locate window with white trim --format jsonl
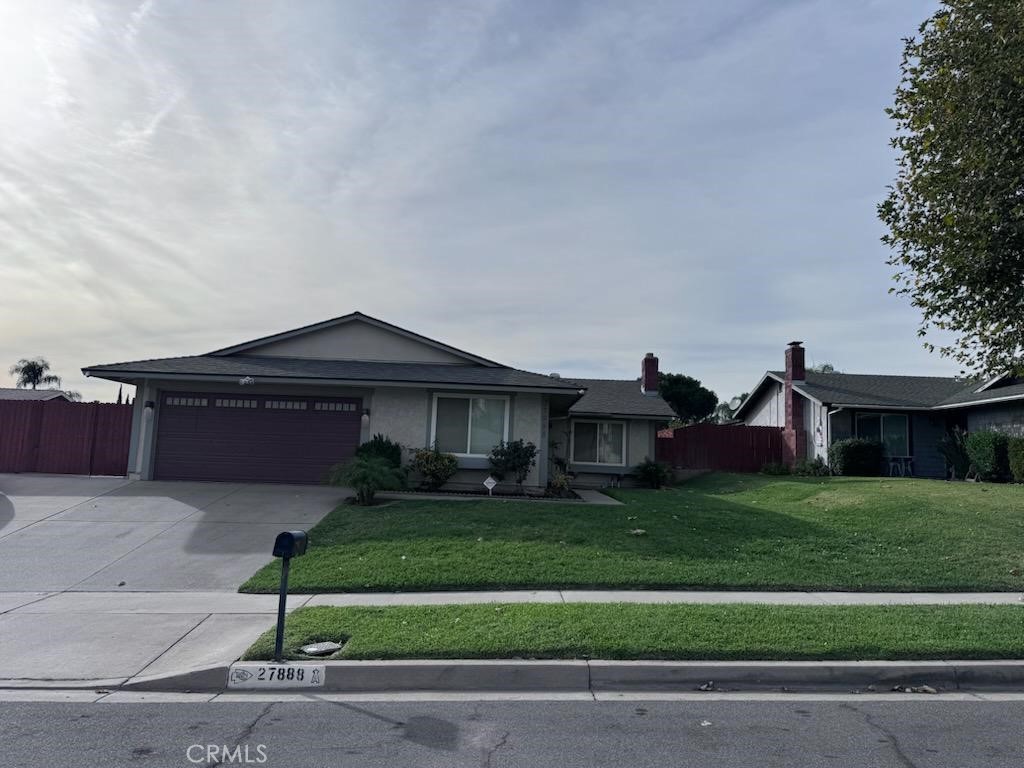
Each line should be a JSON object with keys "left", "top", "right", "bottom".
{"left": 571, "top": 420, "right": 626, "bottom": 465}
{"left": 430, "top": 395, "right": 509, "bottom": 456}
{"left": 855, "top": 412, "right": 909, "bottom": 457}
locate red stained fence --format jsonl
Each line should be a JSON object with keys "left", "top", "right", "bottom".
{"left": 0, "top": 401, "right": 132, "bottom": 476}
{"left": 656, "top": 423, "right": 785, "bottom": 473}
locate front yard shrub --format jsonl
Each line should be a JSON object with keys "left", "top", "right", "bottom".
{"left": 409, "top": 446, "right": 459, "bottom": 490}
{"left": 828, "top": 438, "right": 883, "bottom": 476}
{"left": 966, "top": 430, "right": 1010, "bottom": 482}
{"left": 1008, "top": 437, "right": 1024, "bottom": 483}
{"left": 355, "top": 433, "right": 403, "bottom": 468}
{"left": 792, "top": 456, "right": 830, "bottom": 477}
{"left": 547, "top": 469, "right": 573, "bottom": 498}
{"left": 633, "top": 458, "right": 671, "bottom": 488}
{"left": 937, "top": 426, "right": 971, "bottom": 479}
{"left": 761, "top": 461, "right": 790, "bottom": 475}
{"left": 488, "top": 439, "right": 538, "bottom": 491}
{"left": 327, "top": 455, "right": 405, "bottom": 505}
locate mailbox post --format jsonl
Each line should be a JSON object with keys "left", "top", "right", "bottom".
{"left": 271, "top": 530, "right": 308, "bottom": 663}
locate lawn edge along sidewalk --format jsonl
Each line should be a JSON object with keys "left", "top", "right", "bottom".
{"left": 116, "top": 659, "right": 1024, "bottom": 694}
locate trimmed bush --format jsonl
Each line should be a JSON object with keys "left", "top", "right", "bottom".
{"left": 1008, "top": 437, "right": 1024, "bottom": 483}
{"left": 937, "top": 426, "right": 971, "bottom": 480}
{"left": 761, "top": 461, "right": 790, "bottom": 476}
{"left": 793, "top": 456, "right": 830, "bottom": 477}
{"left": 355, "top": 433, "right": 403, "bottom": 468}
{"left": 409, "top": 446, "right": 459, "bottom": 490}
{"left": 488, "top": 439, "right": 538, "bottom": 491}
{"left": 327, "top": 455, "right": 405, "bottom": 505}
{"left": 828, "top": 438, "right": 884, "bottom": 477}
{"left": 966, "top": 430, "right": 1010, "bottom": 482}
{"left": 633, "top": 458, "right": 671, "bottom": 489}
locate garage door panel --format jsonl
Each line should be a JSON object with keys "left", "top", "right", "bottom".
{"left": 154, "top": 393, "right": 362, "bottom": 483}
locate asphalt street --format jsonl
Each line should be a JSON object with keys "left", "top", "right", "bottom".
{"left": 2, "top": 696, "right": 1023, "bottom": 767}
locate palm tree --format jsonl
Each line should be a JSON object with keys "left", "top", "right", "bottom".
{"left": 9, "top": 358, "right": 62, "bottom": 390}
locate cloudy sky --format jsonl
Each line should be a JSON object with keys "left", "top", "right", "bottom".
{"left": 1, "top": 0, "right": 947, "bottom": 403}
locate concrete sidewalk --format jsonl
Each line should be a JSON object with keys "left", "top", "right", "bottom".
{"left": 305, "top": 589, "right": 1024, "bottom": 607}
{"left": 2, "top": 589, "right": 1021, "bottom": 690}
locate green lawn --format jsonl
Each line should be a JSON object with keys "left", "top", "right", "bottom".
{"left": 242, "top": 603, "right": 1024, "bottom": 661}
{"left": 239, "top": 474, "right": 1024, "bottom": 593}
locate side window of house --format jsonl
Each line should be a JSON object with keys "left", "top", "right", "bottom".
{"left": 571, "top": 421, "right": 625, "bottom": 465}
{"left": 856, "top": 413, "right": 909, "bottom": 457}
{"left": 432, "top": 396, "right": 508, "bottom": 456}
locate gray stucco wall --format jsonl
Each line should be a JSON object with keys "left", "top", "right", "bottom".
{"left": 967, "top": 403, "right": 1024, "bottom": 438}
{"left": 368, "top": 387, "right": 431, "bottom": 451}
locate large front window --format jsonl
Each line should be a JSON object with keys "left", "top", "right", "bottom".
{"left": 571, "top": 420, "right": 625, "bottom": 465}
{"left": 855, "top": 413, "right": 909, "bottom": 457}
{"left": 431, "top": 395, "right": 509, "bottom": 456}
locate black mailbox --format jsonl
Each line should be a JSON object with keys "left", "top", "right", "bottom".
{"left": 273, "top": 530, "right": 308, "bottom": 559}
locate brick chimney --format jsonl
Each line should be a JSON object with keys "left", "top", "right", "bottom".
{"left": 783, "top": 341, "right": 807, "bottom": 464}
{"left": 641, "top": 353, "right": 659, "bottom": 395}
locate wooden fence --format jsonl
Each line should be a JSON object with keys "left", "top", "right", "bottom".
{"left": 656, "top": 423, "right": 785, "bottom": 473}
{"left": 0, "top": 400, "right": 133, "bottom": 476}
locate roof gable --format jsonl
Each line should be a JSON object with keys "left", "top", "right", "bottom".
{"left": 208, "top": 312, "right": 501, "bottom": 367}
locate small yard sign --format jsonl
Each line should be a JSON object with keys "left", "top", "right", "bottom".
{"left": 483, "top": 476, "right": 497, "bottom": 496}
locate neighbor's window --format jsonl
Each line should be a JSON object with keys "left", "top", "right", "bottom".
{"left": 431, "top": 395, "right": 508, "bottom": 456}
{"left": 571, "top": 421, "right": 625, "bottom": 465}
{"left": 856, "top": 413, "right": 909, "bottom": 457}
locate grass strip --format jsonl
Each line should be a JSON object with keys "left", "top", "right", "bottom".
{"left": 241, "top": 603, "right": 1024, "bottom": 661}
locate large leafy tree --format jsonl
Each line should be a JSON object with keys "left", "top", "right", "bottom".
{"left": 658, "top": 372, "right": 718, "bottom": 423}
{"left": 9, "top": 358, "right": 62, "bottom": 389}
{"left": 879, "top": 0, "right": 1024, "bottom": 376}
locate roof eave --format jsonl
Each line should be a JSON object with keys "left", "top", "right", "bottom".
{"left": 82, "top": 368, "right": 579, "bottom": 395}
{"left": 932, "top": 392, "right": 1024, "bottom": 410}
{"left": 567, "top": 410, "right": 674, "bottom": 420}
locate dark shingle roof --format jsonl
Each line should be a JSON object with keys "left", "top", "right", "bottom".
{"left": 939, "top": 380, "right": 1024, "bottom": 407}
{"left": 775, "top": 371, "right": 971, "bottom": 409}
{"left": 83, "top": 355, "right": 582, "bottom": 391}
{"left": 0, "top": 388, "right": 70, "bottom": 401}
{"left": 567, "top": 378, "right": 676, "bottom": 419}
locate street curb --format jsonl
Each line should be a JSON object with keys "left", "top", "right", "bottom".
{"left": 117, "top": 659, "right": 1024, "bottom": 694}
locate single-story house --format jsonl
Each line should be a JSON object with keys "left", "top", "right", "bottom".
{"left": 734, "top": 341, "right": 1024, "bottom": 477}
{"left": 83, "top": 312, "right": 675, "bottom": 489}
{"left": 0, "top": 388, "right": 72, "bottom": 402}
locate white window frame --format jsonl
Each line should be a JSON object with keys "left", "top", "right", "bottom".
{"left": 570, "top": 419, "right": 627, "bottom": 467}
{"left": 429, "top": 393, "right": 510, "bottom": 457}
{"left": 855, "top": 412, "right": 910, "bottom": 458}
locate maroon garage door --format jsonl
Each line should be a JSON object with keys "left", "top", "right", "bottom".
{"left": 154, "top": 393, "right": 362, "bottom": 484}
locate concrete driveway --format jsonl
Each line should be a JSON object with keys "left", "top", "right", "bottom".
{"left": 0, "top": 474, "right": 343, "bottom": 686}
{"left": 0, "top": 474, "right": 343, "bottom": 592}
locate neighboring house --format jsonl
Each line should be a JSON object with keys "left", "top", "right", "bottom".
{"left": 734, "top": 342, "right": 1024, "bottom": 478}
{"left": 83, "top": 312, "right": 675, "bottom": 488}
{"left": 0, "top": 388, "right": 72, "bottom": 402}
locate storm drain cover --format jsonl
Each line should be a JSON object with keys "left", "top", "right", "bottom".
{"left": 300, "top": 641, "right": 343, "bottom": 656}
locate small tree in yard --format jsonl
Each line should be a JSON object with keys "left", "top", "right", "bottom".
{"left": 658, "top": 373, "right": 718, "bottom": 423}
{"left": 488, "top": 439, "right": 537, "bottom": 491}
{"left": 327, "top": 455, "right": 405, "bottom": 505}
